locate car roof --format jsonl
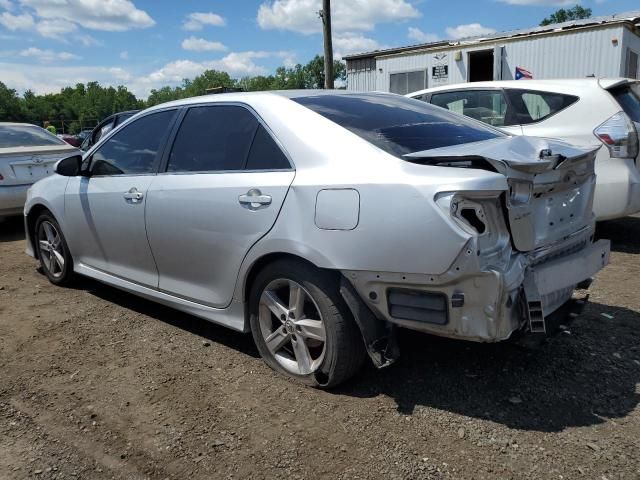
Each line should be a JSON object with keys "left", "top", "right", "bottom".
{"left": 142, "top": 89, "right": 398, "bottom": 113}
{"left": 408, "top": 77, "right": 637, "bottom": 97}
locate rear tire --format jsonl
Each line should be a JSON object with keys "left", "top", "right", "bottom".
{"left": 34, "top": 212, "right": 75, "bottom": 286}
{"left": 249, "top": 259, "right": 366, "bottom": 388}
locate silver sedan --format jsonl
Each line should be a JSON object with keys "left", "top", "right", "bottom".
{"left": 24, "top": 91, "right": 610, "bottom": 387}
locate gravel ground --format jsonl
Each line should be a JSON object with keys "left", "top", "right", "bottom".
{"left": 0, "top": 215, "right": 639, "bottom": 479}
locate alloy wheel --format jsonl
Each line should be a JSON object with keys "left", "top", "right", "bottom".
{"left": 258, "top": 279, "right": 327, "bottom": 375}
{"left": 38, "top": 220, "right": 65, "bottom": 278}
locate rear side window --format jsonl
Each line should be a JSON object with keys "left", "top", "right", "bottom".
{"left": 90, "top": 110, "right": 176, "bottom": 176}
{"left": 610, "top": 84, "right": 640, "bottom": 123}
{"left": 505, "top": 89, "right": 578, "bottom": 125}
{"left": 431, "top": 90, "right": 510, "bottom": 127}
{"left": 246, "top": 125, "right": 290, "bottom": 170}
{"left": 292, "top": 93, "right": 502, "bottom": 158}
{"left": 0, "top": 125, "right": 66, "bottom": 148}
{"left": 167, "top": 106, "right": 259, "bottom": 172}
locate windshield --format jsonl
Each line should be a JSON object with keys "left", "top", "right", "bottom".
{"left": 0, "top": 124, "right": 66, "bottom": 148}
{"left": 291, "top": 93, "right": 503, "bottom": 158}
{"left": 610, "top": 83, "right": 640, "bottom": 123}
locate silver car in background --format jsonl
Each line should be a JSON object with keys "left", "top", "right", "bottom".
{"left": 24, "top": 91, "right": 610, "bottom": 387}
{"left": 0, "top": 123, "right": 79, "bottom": 219}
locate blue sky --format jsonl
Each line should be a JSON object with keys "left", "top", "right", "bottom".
{"left": 0, "top": 0, "right": 637, "bottom": 98}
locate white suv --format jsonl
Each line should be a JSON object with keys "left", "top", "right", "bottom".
{"left": 408, "top": 79, "right": 640, "bottom": 220}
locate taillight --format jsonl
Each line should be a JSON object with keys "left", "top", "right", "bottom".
{"left": 594, "top": 112, "right": 639, "bottom": 159}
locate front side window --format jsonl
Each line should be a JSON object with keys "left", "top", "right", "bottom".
{"left": 90, "top": 109, "right": 176, "bottom": 176}
{"left": 292, "top": 93, "right": 502, "bottom": 158}
{"left": 431, "top": 90, "right": 510, "bottom": 127}
{"left": 167, "top": 106, "right": 259, "bottom": 172}
{"left": 505, "top": 89, "right": 578, "bottom": 125}
{"left": 0, "top": 125, "right": 66, "bottom": 148}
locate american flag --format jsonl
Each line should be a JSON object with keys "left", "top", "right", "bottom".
{"left": 515, "top": 66, "right": 533, "bottom": 80}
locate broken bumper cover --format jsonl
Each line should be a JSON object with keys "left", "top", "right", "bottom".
{"left": 343, "top": 239, "right": 610, "bottom": 343}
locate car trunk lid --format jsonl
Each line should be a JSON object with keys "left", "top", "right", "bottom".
{"left": 0, "top": 145, "right": 77, "bottom": 186}
{"left": 405, "top": 135, "right": 599, "bottom": 252}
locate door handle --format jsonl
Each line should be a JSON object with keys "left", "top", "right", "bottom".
{"left": 239, "top": 188, "right": 272, "bottom": 210}
{"left": 123, "top": 188, "right": 144, "bottom": 203}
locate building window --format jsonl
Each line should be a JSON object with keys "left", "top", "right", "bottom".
{"left": 389, "top": 70, "right": 426, "bottom": 95}
{"left": 626, "top": 49, "right": 639, "bottom": 80}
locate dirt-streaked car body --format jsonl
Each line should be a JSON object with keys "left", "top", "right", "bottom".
{"left": 23, "top": 91, "right": 609, "bottom": 386}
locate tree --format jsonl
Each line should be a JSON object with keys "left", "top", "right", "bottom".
{"left": 301, "top": 55, "right": 345, "bottom": 89}
{"left": 0, "top": 54, "right": 349, "bottom": 127}
{"left": 0, "top": 81, "right": 24, "bottom": 121}
{"left": 540, "top": 5, "right": 592, "bottom": 26}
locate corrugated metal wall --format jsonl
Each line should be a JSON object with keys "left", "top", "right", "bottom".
{"left": 347, "top": 26, "right": 630, "bottom": 92}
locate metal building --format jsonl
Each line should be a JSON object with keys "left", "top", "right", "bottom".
{"left": 345, "top": 11, "right": 640, "bottom": 94}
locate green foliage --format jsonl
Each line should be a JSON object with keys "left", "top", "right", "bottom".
{"left": 0, "top": 56, "right": 348, "bottom": 131}
{"left": 0, "top": 81, "right": 23, "bottom": 121}
{"left": 540, "top": 5, "right": 592, "bottom": 26}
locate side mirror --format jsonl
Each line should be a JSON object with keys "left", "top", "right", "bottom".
{"left": 55, "top": 154, "right": 84, "bottom": 177}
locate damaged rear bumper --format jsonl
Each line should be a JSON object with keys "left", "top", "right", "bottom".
{"left": 342, "top": 238, "right": 610, "bottom": 343}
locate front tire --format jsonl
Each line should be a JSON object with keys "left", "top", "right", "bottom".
{"left": 34, "top": 212, "right": 75, "bottom": 286}
{"left": 249, "top": 260, "right": 366, "bottom": 388}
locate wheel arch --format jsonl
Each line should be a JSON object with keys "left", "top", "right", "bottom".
{"left": 239, "top": 250, "right": 399, "bottom": 370}
{"left": 25, "top": 203, "right": 54, "bottom": 260}
{"left": 242, "top": 252, "right": 324, "bottom": 309}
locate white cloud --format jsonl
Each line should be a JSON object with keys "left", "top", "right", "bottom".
{"left": 0, "top": 11, "right": 34, "bottom": 30}
{"left": 108, "top": 66, "right": 130, "bottom": 81}
{"left": 181, "top": 36, "right": 227, "bottom": 52}
{"left": 0, "top": 0, "right": 13, "bottom": 10}
{"left": 20, "top": 0, "right": 155, "bottom": 31}
{"left": 257, "top": 0, "right": 420, "bottom": 34}
{"left": 135, "top": 51, "right": 296, "bottom": 96}
{"left": 0, "top": 61, "right": 134, "bottom": 94}
{"left": 445, "top": 23, "right": 496, "bottom": 40}
{"left": 19, "top": 46, "right": 80, "bottom": 62}
{"left": 333, "top": 33, "right": 382, "bottom": 58}
{"left": 407, "top": 27, "right": 439, "bottom": 43}
{"left": 75, "top": 33, "right": 101, "bottom": 46}
{"left": 36, "top": 18, "right": 77, "bottom": 38}
{"left": 183, "top": 12, "right": 225, "bottom": 31}
{"left": 497, "top": 0, "right": 574, "bottom": 5}
{"left": 119, "top": 50, "right": 128, "bottom": 59}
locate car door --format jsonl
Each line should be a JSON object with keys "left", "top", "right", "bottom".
{"left": 145, "top": 104, "right": 295, "bottom": 308}
{"left": 64, "top": 109, "right": 178, "bottom": 287}
{"left": 429, "top": 89, "right": 523, "bottom": 135}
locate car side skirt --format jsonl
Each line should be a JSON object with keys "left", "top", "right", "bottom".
{"left": 74, "top": 263, "right": 247, "bottom": 332}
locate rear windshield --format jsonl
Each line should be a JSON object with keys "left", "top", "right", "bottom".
{"left": 0, "top": 124, "right": 66, "bottom": 148}
{"left": 291, "top": 93, "right": 503, "bottom": 158}
{"left": 610, "top": 83, "right": 640, "bottom": 123}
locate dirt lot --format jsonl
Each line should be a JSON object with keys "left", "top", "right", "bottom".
{"left": 1, "top": 215, "right": 639, "bottom": 480}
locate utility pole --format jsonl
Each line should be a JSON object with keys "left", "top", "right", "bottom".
{"left": 319, "top": 0, "right": 334, "bottom": 89}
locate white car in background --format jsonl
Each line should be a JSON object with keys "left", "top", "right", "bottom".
{"left": 408, "top": 78, "right": 640, "bottom": 220}
{"left": 0, "top": 123, "right": 79, "bottom": 220}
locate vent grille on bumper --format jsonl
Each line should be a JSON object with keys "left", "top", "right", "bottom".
{"left": 387, "top": 288, "right": 449, "bottom": 325}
